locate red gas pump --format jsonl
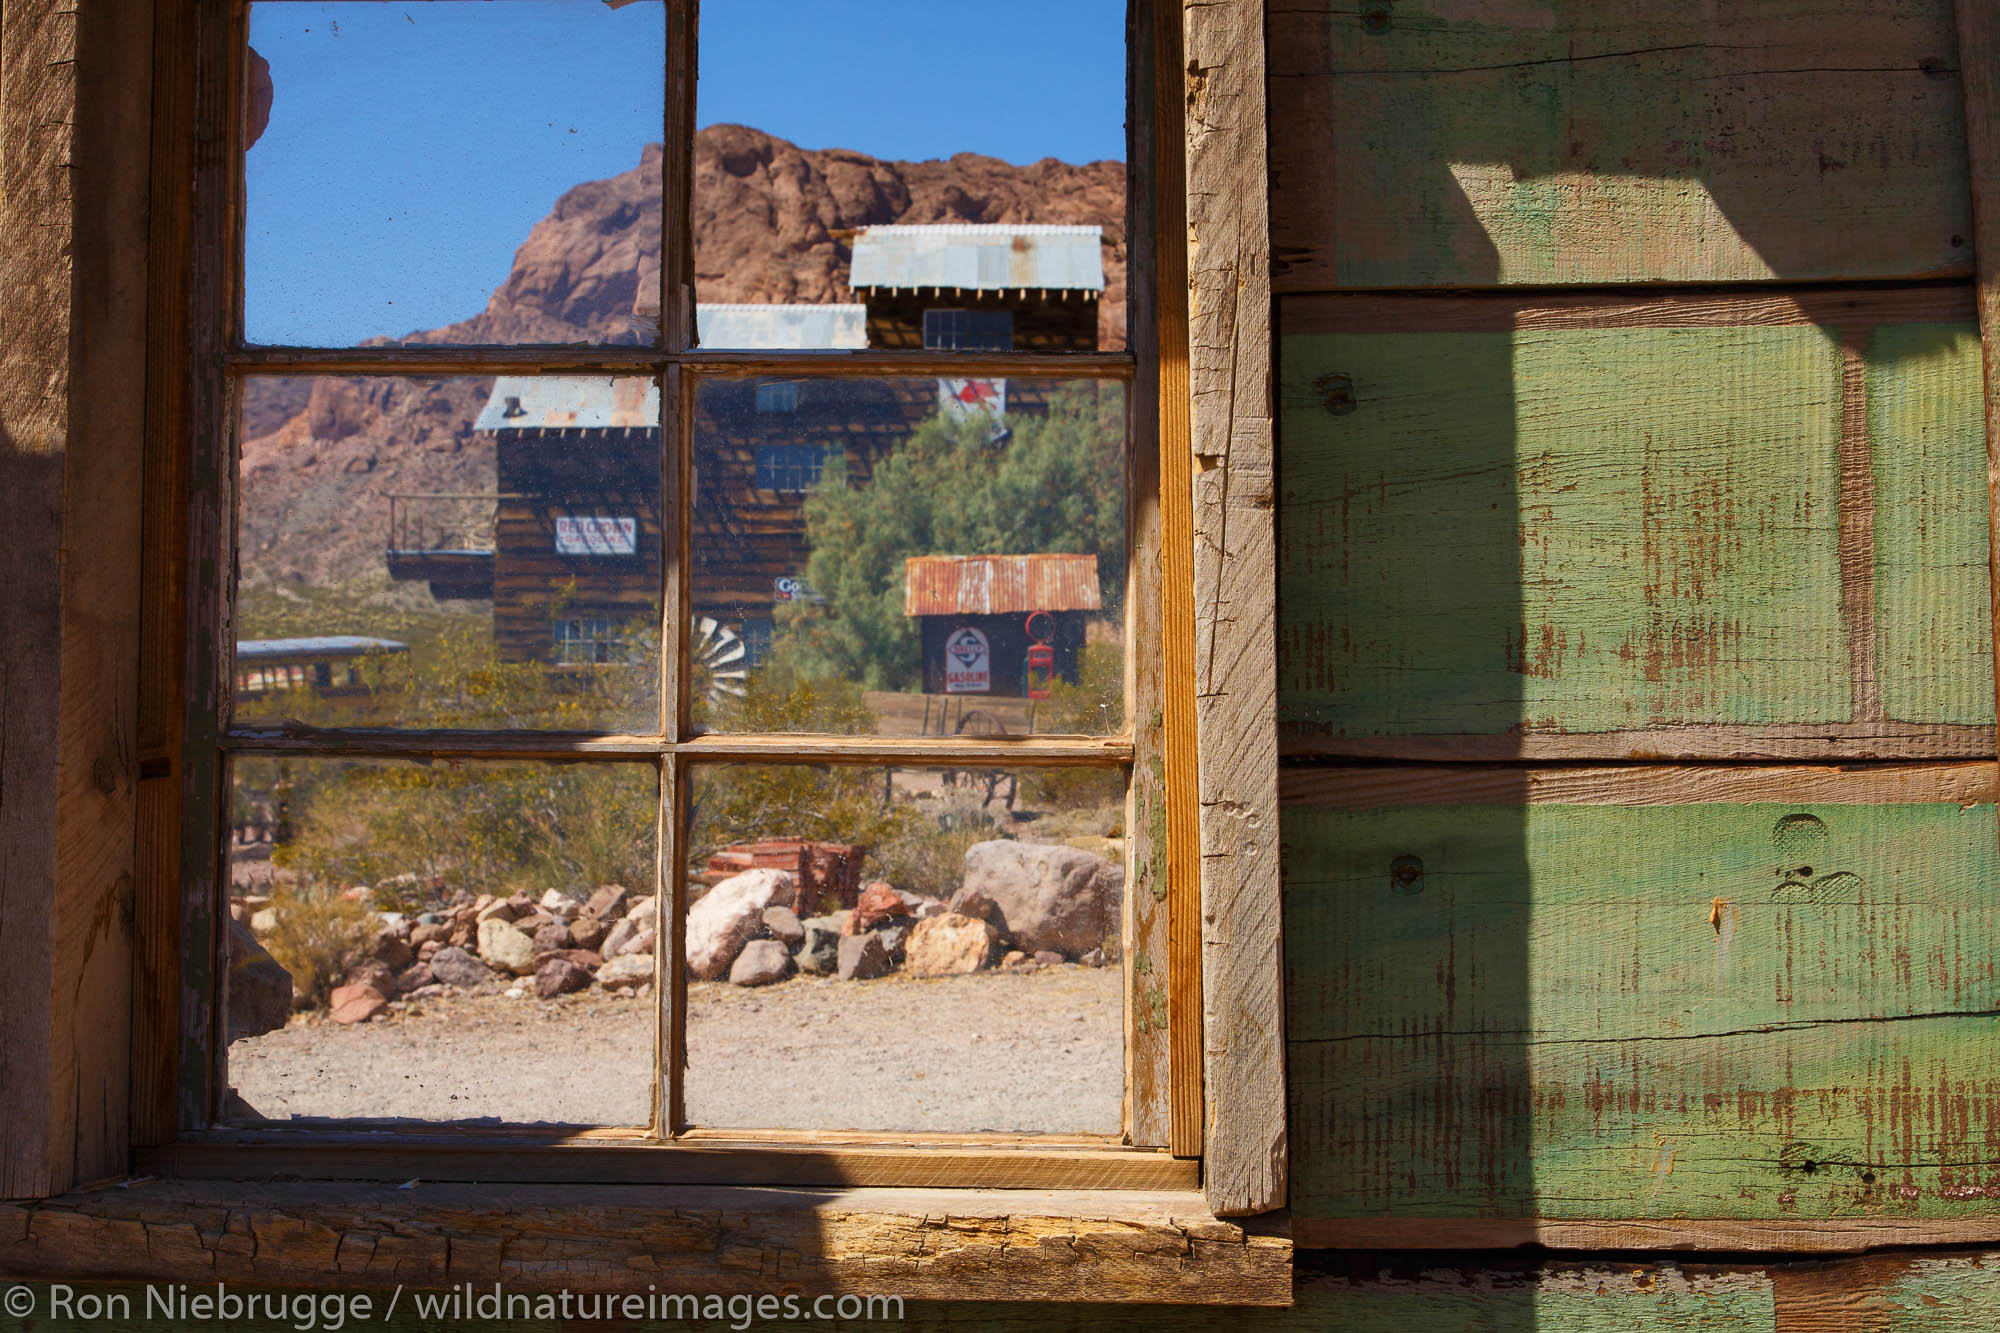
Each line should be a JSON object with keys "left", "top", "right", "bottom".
{"left": 1023, "top": 612, "right": 1056, "bottom": 699}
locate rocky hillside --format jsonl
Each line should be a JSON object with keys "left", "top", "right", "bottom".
{"left": 239, "top": 128, "right": 1127, "bottom": 597}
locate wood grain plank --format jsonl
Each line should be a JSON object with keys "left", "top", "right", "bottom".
{"left": 0, "top": 1182, "right": 1284, "bottom": 1306}
{"left": 1270, "top": 0, "right": 1976, "bottom": 291}
{"left": 0, "top": 0, "right": 79, "bottom": 1200}
{"left": 1184, "top": 0, "right": 1287, "bottom": 1216}
{"left": 1122, "top": 0, "right": 1176, "bottom": 1152}
{"left": 1284, "top": 795, "right": 2000, "bottom": 1224}
{"left": 1279, "top": 309, "right": 1994, "bottom": 752}
{"left": 1282, "top": 761, "right": 1999, "bottom": 809}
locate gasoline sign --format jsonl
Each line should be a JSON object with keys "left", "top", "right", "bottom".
{"left": 943, "top": 626, "right": 991, "bottom": 694}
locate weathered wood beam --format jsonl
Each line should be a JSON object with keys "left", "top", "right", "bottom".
{"left": 0, "top": 1183, "right": 1291, "bottom": 1305}
{"left": 1183, "top": 0, "right": 1286, "bottom": 1216}
{"left": 1958, "top": 0, "right": 2000, "bottom": 767}
{"left": 0, "top": 0, "right": 151, "bottom": 1200}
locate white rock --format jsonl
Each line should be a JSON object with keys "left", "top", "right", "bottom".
{"left": 626, "top": 894, "right": 660, "bottom": 928}
{"left": 685, "top": 868, "right": 796, "bottom": 980}
{"left": 477, "top": 917, "right": 537, "bottom": 976}
{"left": 596, "top": 954, "right": 654, "bottom": 990}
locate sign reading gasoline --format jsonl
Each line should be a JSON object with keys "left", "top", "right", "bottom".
{"left": 554, "top": 515, "right": 638, "bottom": 556}
{"left": 944, "top": 626, "right": 991, "bottom": 693}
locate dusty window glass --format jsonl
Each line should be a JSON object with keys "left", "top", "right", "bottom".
{"left": 692, "top": 1, "right": 1127, "bottom": 351}
{"left": 232, "top": 374, "right": 663, "bottom": 734}
{"left": 682, "top": 762, "right": 1125, "bottom": 1134}
{"left": 690, "top": 377, "right": 1128, "bottom": 737}
{"left": 243, "top": 0, "right": 665, "bottom": 348}
{"left": 224, "top": 757, "right": 659, "bottom": 1128}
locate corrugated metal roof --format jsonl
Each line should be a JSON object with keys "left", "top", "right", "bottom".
{"left": 696, "top": 303, "right": 867, "bottom": 349}
{"left": 850, "top": 224, "right": 1104, "bottom": 293}
{"left": 903, "top": 554, "right": 1103, "bottom": 617}
{"left": 475, "top": 376, "right": 659, "bottom": 432}
{"left": 237, "top": 636, "right": 410, "bottom": 659}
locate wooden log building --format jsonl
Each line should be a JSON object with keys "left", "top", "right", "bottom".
{"left": 19, "top": 0, "right": 2000, "bottom": 1326}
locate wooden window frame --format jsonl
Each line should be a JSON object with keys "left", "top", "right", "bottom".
{"left": 8, "top": 0, "right": 1292, "bottom": 1226}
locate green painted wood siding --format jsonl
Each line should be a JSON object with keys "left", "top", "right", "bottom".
{"left": 1278, "top": 319, "right": 1991, "bottom": 741}
{"left": 1286, "top": 800, "right": 2000, "bottom": 1221}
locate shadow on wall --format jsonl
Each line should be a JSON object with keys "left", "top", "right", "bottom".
{"left": 1272, "top": 0, "right": 1994, "bottom": 1250}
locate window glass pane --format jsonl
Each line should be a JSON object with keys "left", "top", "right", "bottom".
{"left": 690, "top": 377, "right": 1127, "bottom": 737}
{"left": 692, "top": 2, "right": 1126, "bottom": 351}
{"left": 224, "top": 756, "right": 659, "bottom": 1127}
{"left": 233, "top": 374, "right": 662, "bottom": 733}
{"left": 683, "top": 762, "right": 1125, "bottom": 1134}
{"left": 244, "top": 1, "right": 665, "bottom": 347}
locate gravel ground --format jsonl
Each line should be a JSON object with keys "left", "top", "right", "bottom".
{"left": 229, "top": 964, "right": 1122, "bottom": 1134}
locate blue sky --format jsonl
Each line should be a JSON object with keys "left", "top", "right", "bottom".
{"left": 245, "top": 2, "right": 1126, "bottom": 347}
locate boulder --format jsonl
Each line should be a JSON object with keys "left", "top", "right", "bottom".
{"left": 474, "top": 898, "right": 517, "bottom": 924}
{"left": 601, "top": 916, "right": 640, "bottom": 959}
{"left": 797, "top": 915, "right": 843, "bottom": 975}
{"left": 837, "top": 932, "right": 891, "bottom": 981}
{"left": 344, "top": 960, "right": 398, "bottom": 996}
{"left": 567, "top": 913, "right": 609, "bottom": 951}
{"left": 532, "top": 920, "right": 573, "bottom": 953}
{"left": 915, "top": 898, "right": 949, "bottom": 920}
{"left": 416, "top": 938, "right": 442, "bottom": 961}
{"left": 535, "top": 956, "right": 595, "bottom": 998}
{"left": 957, "top": 841, "right": 1123, "bottom": 956}
{"left": 409, "top": 921, "right": 450, "bottom": 950}
{"left": 850, "top": 881, "right": 924, "bottom": 933}
{"left": 1032, "top": 949, "right": 1065, "bottom": 967}
{"left": 250, "top": 906, "right": 279, "bottom": 935}
{"left": 615, "top": 927, "right": 656, "bottom": 958}
{"left": 585, "top": 884, "right": 630, "bottom": 920}
{"left": 729, "top": 939, "right": 793, "bottom": 986}
{"left": 1000, "top": 949, "right": 1032, "bottom": 970}
{"left": 876, "top": 920, "right": 913, "bottom": 963}
{"left": 904, "top": 913, "right": 998, "bottom": 977}
{"left": 761, "top": 905, "right": 804, "bottom": 949}
{"left": 595, "top": 953, "right": 654, "bottom": 990}
{"left": 539, "top": 888, "right": 576, "bottom": 917}
{"left": 478, "top": 918, "right": 538, "bottom": 976}
{"left": 1080, "top": 947, "right": 1107, "bottom": 967}
{"left": 685, "top": 867, "right": 796, "bottom": 980}
{"left": 224, "top": 916, "right": 292, "bottom": 1040}
{"left": 328, "top": 981, "right": 389, "bottom": 1024}
{"left": 428, "top": 945, "right": 495, "bottom": 988}
{"left": 506, "top": 890, "right": 538, "bottom": 917}
{"left": 370, "top": 928, "right": 415, "bottom": 972}
{"left": 627, "top": 895, "right": 660, "bottom": 929}
{"left": 394, "top": 962, "right": 436, "bottom": 994}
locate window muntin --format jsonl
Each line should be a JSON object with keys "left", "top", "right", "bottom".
{"left": 211, "top": 0, "right": 1148, "bottom": 1149}
{"left": 924, "top": 308, "right": 1015, "bottom": 352}
{"left": 752, "top": 443, "right": 828, "bottom": 491}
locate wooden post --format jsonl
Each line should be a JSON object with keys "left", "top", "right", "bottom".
{"left": 0, "top": 0, "right": 153, "bottom": 1197}
{"left": 1182, "top": 0, "right": 1287, "bottom": 1215}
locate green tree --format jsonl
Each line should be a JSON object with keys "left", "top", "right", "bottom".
{"left": 773, "top": 384, "right": 1126, "bottom": 691}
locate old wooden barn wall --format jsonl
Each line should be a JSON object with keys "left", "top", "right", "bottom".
{"left": 1266, "top": 0, "right": 2000, "bottom": 1324}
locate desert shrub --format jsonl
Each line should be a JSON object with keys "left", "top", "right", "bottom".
{"left": 270, "top": 759, "right": 655, "bottom": 912}
{"left": 259, "top": 882, "right": 374, "bottom": 1007}
{"left": 1024, "top": 641, "right": 1126, "bottom": 813}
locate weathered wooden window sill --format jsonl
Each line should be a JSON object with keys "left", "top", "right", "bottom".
{"left": 0, "top": 1180, "right": 1293, "bottom": 1306}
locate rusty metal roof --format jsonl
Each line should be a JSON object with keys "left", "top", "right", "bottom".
{"left": 903, "top": 553, "right": 1103, "bottom": 617}
{"left": 851, "top": 225, "right": 1105, "bottom": 294}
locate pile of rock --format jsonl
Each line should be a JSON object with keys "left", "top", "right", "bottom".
{"left": 224, "top": 838, "right": 1126, "bottom": 1028}
{"left": 688, "top": 841, "right": 1123, "bottom": 988}
{"left": 228, "top": 881, "right": 666, "bottom": 1029}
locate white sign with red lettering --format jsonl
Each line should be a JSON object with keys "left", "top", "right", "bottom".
{"left": 944, "top": 626, "right": 991, "bottom": 693}
{"left": 554, "top": 515, "right": 637, "bottom": 556}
